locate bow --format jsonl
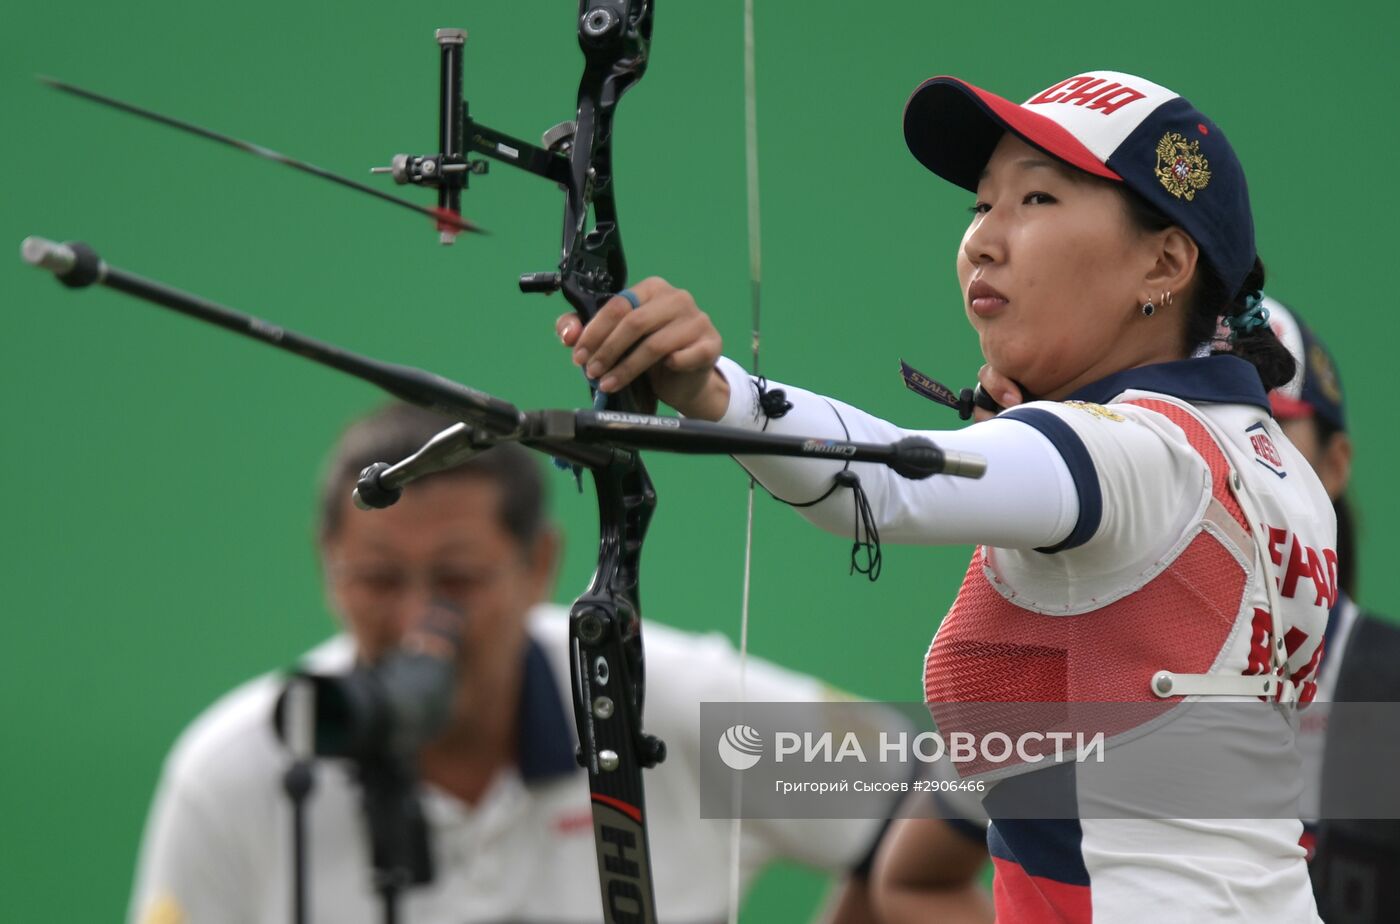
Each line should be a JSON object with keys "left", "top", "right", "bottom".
{"left": 21, "top": 4, "right": 985, "bottom": 921}
{"left": 443, "top": 5, "right": 668, "bottom": 918}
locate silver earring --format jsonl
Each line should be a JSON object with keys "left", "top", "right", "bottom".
{"left": 1141, "top": 300, "right": 1156, "bottom": 317}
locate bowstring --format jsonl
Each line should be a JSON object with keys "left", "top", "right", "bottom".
{"left": 729, "top": 1, "right": 761, "bottom": 921}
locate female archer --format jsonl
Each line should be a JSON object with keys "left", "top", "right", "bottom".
{"left": 557, "top": 70, "right": 1333, "bottom": 921}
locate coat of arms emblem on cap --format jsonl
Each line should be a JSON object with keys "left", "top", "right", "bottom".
{"left": 1154, "top": 132, "right": 1212, "bottom": 200}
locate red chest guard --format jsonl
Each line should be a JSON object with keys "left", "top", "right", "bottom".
{"left": 923, "top": 400, "right": 1261, "bottom": 774}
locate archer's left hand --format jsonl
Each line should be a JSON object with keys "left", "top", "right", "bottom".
{"left": 555, "top": 277, "right": 730, "bottom": 420}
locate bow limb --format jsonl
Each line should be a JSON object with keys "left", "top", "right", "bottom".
{"left": 549, "top": 5, "right": 665, "bottom": 923}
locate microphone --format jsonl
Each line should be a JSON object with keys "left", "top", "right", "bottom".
{"left": 275, "top": 600, "right": 466, "bottom": 760}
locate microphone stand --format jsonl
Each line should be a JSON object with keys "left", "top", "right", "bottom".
{"left": 360, "top": 752, "right": 434, "bottom": 924}
{"left": 277, "top": 684, "right": 433, "bottom": 924}
{"left": 280, "top": 677, "right": 318, "bottom": 924}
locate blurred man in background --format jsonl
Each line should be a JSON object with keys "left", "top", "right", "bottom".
{"left": 129, "top": 402, "right": 990, "bottom": 923}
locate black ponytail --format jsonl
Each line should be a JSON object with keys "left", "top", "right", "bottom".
{"left": 1186, "top": 256, "right": 1297, "bottom": 391}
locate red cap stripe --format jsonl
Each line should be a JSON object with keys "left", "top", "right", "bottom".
{"left": 964, "top": 83, "right": 1122, "bottom": 182}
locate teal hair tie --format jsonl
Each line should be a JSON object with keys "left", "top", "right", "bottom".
{"left": 1226, "top": 292, "right": 1270, "bottom": 335}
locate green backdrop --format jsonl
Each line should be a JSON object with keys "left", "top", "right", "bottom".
{"left": 3, "top": 1, "right": 1396, "bottom": 919}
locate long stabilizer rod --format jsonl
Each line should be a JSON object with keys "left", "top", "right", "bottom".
{"left": 21, "top": 236, "right": 986, "bottom": 486}
{"left": 20, "top": 236, "right": 519, "bottom": 432}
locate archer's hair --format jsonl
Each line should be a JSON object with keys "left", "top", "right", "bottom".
{"left": 1118, "top": 188, "right": 1297, "bottom": 391}
{"left": 316, "top": 402, "right": 548, "bottom": 545}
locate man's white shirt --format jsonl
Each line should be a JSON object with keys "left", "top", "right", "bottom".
{"left": 129, "top": 606, "right": 887, "bottom": 924}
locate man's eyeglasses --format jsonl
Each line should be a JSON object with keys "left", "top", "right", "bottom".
{"left": 327, "top": 561, "right": 515, "bottom": 600}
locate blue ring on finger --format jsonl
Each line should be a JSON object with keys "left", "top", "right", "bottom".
{"left": 591, "top": 288, "right": 643, "bottom": 410}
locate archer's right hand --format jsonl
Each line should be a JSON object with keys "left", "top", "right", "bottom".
{"left": 973, "top": 364, "right": 1025, "bottom": 422}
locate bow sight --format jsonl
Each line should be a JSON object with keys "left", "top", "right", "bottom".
{"left": 375, "top": 4, "right": 649, "bottom": 319}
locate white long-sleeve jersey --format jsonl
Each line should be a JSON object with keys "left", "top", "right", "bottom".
{"left": 712, "top": 353, "right": 1335, "bottom": 923}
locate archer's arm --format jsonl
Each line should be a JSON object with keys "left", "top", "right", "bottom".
{"left": 868, "top": 813, "right": 994, "bottom": 924}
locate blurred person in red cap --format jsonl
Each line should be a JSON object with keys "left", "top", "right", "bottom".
{"left": 1265, "top": 297, "right": 1400, "bottom": 923}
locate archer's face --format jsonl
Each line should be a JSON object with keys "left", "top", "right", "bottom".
{"left": 956, "top": 133, "right": 1168, "bottom": 399}
{"left": 320, "top": 475, "right": 556, "bottom": 702}
{"left": 1279, "top": 416, "right": 1351, "bottom": 501}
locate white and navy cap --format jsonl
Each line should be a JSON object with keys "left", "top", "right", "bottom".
{"left": 904, "top": 71, "right": 1255, "bottom": 297}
